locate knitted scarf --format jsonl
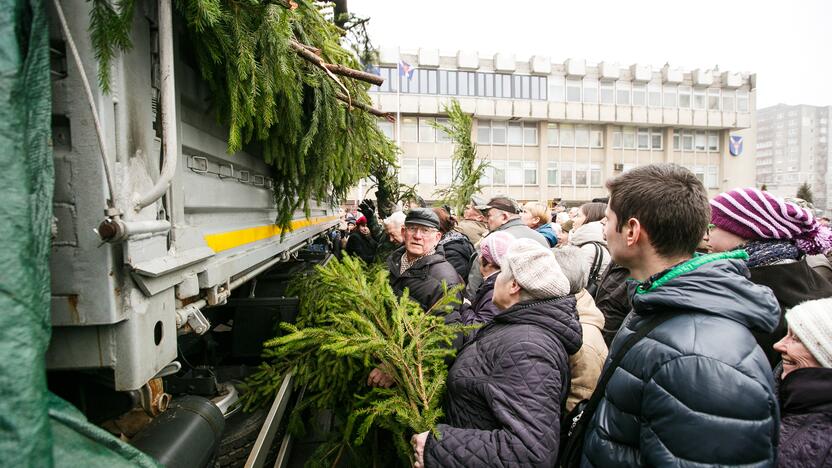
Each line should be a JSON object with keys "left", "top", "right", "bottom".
{"left": 744, "top": 239, "right": 801, "bottom": 268}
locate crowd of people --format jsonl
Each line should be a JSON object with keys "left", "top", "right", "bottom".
{"left": 334, "top": 163, "right": 832, "bottom": 467}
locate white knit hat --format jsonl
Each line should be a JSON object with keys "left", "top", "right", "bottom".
{"left": 502, "top": 238, "right": 570, "bottom": 299}
{"left": 786, "top": 298, "right": 832, "bottom": 368}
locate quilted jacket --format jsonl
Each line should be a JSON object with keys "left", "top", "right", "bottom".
{"left": 582, "top": 253, "right": 781, "bottom": 467}
{"left": 777, "top": 367, "right": 832, "bottom": 467}
{"left": 439, "top": 231, "right": 476, "bottom": 282}
{"left": 423, "top": 295, "right": 582, "bottom": 467}
{"left": 387, "top": 245, "right": 462, "bottom": 313}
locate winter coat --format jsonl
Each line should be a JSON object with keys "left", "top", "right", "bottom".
{"left": 424, "top": 296, "right": 582, "bottom": 468}
{"left": 345, "top": 231, "right": 377, "bottom": 264}
{"left": 466, "top": 218, "right": 549, "bottom": 298}
{"left": 460, "top": 272, "right": 500, "bottom": 327}
{"left": 439, "top": 231, "right": 476, "bottom": 282}
{"left": 386, "top": 245, "right": 462, "bottom": 313}
{"left": 594, "top": 261, "right": 632, "bottom": 347}
{"left": 454, "top": 219, "right": 489, "bottom": 246}
{"left": 568, "top": 221, "right": 611, "bottom": 282}
{"left": 777, "top": 367, "right": 832, "bottom": 467}
{"left": 566, "top": 289, "right": 608, "bottom": 411}
{"left": 536, "top": 223, "right": 558, "bottom": 248}
{"left": 806, "top": 253, "right": 832, "bottom": 286}
{"left": 582, "top": 253, "right": 781, "bottom": 467}
{"left": 748, "top": 257, "right": 832, "bottom": 367}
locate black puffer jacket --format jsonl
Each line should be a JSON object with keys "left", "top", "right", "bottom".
{"left": 582, "top": 253, "right": 781, "bottom": 467}
{"left": 777, "top": 368, "right": 832, "bottom": 467}
{"left": 387, "top": 245, "right": 462, "bottom": 313}
{"left": 594, "top": 261, "right": 631, "bottom": 346}
{"left": 424, "top": 296, "right": 582, "bottom": 467}
{"left": 345, "top": 231, "right": 377, "bottom": 264}
{"left": 439, "top": 231, "right": 475, "bottom": 282}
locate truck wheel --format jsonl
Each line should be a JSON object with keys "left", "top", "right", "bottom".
{"left": 213, "top": 407, "right": 282, "bottom": 468}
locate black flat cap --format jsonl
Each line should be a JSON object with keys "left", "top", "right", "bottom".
{"left": 476, "top": 196, "right": 521, "bottom": 214}
{"left": 405, "top": 208, "right": 440, "bottom": 229}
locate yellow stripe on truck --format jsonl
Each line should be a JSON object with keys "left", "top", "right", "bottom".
{"left": 204, "top": 215, "right": 339, "bottom": 253}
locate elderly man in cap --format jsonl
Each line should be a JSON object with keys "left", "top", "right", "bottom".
{"left": 386, "top": 208, "right": 463, "bottom": 313}
{"left": 454, "top": 196, "right": 489, "bottom": 245}
{"left": 466, "top": 196, "right": 549, "bottom": 298}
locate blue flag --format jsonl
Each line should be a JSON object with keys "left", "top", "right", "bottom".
{"left": 398, "top": 59, "right": 415, "bottom": 80}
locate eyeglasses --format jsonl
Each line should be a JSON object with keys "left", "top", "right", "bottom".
{"left": 405, "top": 226, "right": 438, "bottom": 235}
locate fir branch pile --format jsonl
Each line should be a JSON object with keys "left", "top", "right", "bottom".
{"left": 86, "top": 0, "right": 397, "bottom": 230}
{"left": 239, "top": 255, "right": 467, "bottom": 465}
{"left": 431, "top": 99, "right": 489, "bottom": 214}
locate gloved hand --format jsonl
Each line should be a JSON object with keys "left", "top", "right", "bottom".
{"left": 358, "top": 199, "right": 376, "bottom": 218}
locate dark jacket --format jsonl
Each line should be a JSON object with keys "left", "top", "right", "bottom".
{"left": 439, "top": 231, "right": 476, "bottom": 282}
{"left": 749, "top": 257, "right": 832, "bottom": 367}
{"left": 345, "top": 231, "right": 377, "bottom": 264}
{"left": 466, "top": 218, "right": 549, "bottom": 298}
{"left": 460, "top": 272, "right": 500, "bottom": 326}
{"left": 424, "top": 296, "right": 582, "bottom": 467}
{"left": 777, "top": 368, "right": 832, "bottom": 467}
{"left": 387, "top": 245, "right": 462, "bottom": 313}
{"left": 594, "top": 261, "right": 632, "bottom": 346}
{"left": 582, "top": 254, "right": 781, "bottom": 467}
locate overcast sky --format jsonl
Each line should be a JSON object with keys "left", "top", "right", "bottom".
{"left": 349, "top": 0, "right": 831, "bottom": 109}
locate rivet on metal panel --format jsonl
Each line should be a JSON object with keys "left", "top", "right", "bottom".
{"left": 218, "top": 163, "right": 234, "bottom": 179}
{"left": 253, "top": 175, "right": 265, "bottom": 187}
{"left": 188, "top": 155, "right": 208, "bottom": 174}
{"left": 237, "top": 170, "right": 250, "bottom": 183}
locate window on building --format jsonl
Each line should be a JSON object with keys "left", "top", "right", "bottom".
{"left": 737, "top": 90, "right": 749, "bottom": 112}
{"left": 637, "top": 128, "right": 650, "bottom": 149}
{"left": 524, "top": 122, "right": 538, "bottom": 146}
{"left": 401, "top": 158, "right": 418, "bottom": 184}
{"left": 547, "top": 123, "right": 559, "bottom": 146}
{"left": 673, "top": 130, "right": 681, "bottom": 150}
{"left": 693, "top": 166, "right": 705, "bottom": 184}
{"left": 590, "top": 126, "right": 603, "bottom": 148}
{"left": 600, "top": 82, "right": 615, "bottom": 104}
{"left": 483, "top": 73, "right": 495, "bottom": 97}
{"left": 613, "top": 129, "right": 622, "bottom": 149}
{"left": 446, "top": 70, "right": 458, "bottom": 95}
{"left": 419, "top": 70, "right": 438, "bottom": 94}
{"left": 648, "top": 84, "right": 662, "bottom": 107}
{"left": 404, "top": 68, "right": 419, "bottom": 94}
{"left": 508, "top": 122, "right": 523, "bottom": 145}
{"left": 531, "top": 76, "right": 540, "bottom": 100}
{"left": 547, "top": 161, "right": 558, "bottom": 185}
{"left": 419, "top": 117, "right": 436, "bottom": 143}
{"left": 549, "top": 77, "right": 564, "bottom": 102}
{"left": 567, "top": 79, "right": 582, "bottom": 102}
{"left": 436, "top": 159, "right": 452, "bottom": 184}
{"left": 490, "top": 160, "right": 506, "bottom": 185}
{"left": 706, "top": 166, "right": 719, "bottom": 189}
{"left": 708, "top": 89, "right": 720, "bottom": 111}
{"left": 678, "top": 86, "right": 692, "bottom": 108}
{"left": 576, "top": 163, "right": 588, "bottom": 185}
{"left": 419, "top": 159, "right": 435, "bottom": 184}
{"left": 695, "top": 131, "right": 706, "bottom": 151}
{"left": 458, "top": 71, "right": 470, "bottom": 96}
{"left": 492, "top": 121, "right": 507, "bottom": 145}
{"left": 560, "top": 124, "right": 575, "bottom": 146}
{"left": 507, "top": 160, "right": 523, "bottom": 185}
{"left": 722, "top": 91, "right": 735, "bottom": 112}
{"left": 617, "top": 81, "right": 631, "bottom": 105}
{"left": 708, "top": 131, "right": 719, "bottom": 151}
{"left": 524, "top": 161, "right": 538, "bottom": 185}
{"left": 477, "top": 120, "right": 490, "bottom": 144}
{"left": 560, "top": 162, "right": 574, "bottom": 185}
{"left": 632, "top": 84, "right": 646, "bottom": 106}
{"left": 694, "top": 89, "right": 706, "bottom": 110}
{"left": 402, "top": 117, "right": 418, "bottom": 142}
{"left": 651, "top": 129, "right": 663, "bottom": 149}
{"left": 520, "top": 76, "right": 531, "bottom": 99}
{"left": 683, "top": 131, "right": 694, "bottom": 150}
{"left": 591, "top": 164, "right": 602, "bottom": 186}
{"left": 378, "top": 119, "right": 394, "bottom": 139}
{"left": 575, "top": 125, "right": 590, "bottom": 147}
{"left": 583, "top": 79, "right": 598, "bottom": 103}
{"left": 436, "top": 118, "right": 451, "bottom": 143}
{"left": 663, "top": 87, "right": 677, "bottom": 108}
{"left": 623, "top": 127, "right": 636, "bottom": 149}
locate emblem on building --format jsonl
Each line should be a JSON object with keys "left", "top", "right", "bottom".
{"left": 729, "top": 135, "right": 744, "bottom": 156}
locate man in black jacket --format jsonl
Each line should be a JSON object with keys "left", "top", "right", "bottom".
{"left": 368, "top": 208, "right": 462, "bottom": 388}
{"left": 344, "top": 215, "right": 377, "bottom": 264}
{"left": 581, "top": 164, "right": 780, "bottom": 467}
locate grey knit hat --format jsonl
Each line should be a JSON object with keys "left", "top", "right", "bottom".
{"left": 786, "top": 298, "right": 832, "bottom": 368}
{"left": 502, "top": 238, "right": 570, "bottom": 299}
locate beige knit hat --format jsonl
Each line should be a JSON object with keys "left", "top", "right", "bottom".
{"left": 786, "top": 298, "right": 832, "bottom": 368}
{"left": 502, "top": 238, "right": 570, "bottom": 299}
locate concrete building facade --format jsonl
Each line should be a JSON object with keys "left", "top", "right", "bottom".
{"left": 364, "top": 47, "right": 758, "bottom": 206}
{"left": 756, "top": 104, "right": 830, "bottom": 214}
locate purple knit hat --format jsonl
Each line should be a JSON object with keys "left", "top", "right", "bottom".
{"left": 480, "top": 231, "right": 515, "bottom": 267}
{"left": 710, "top": 188, "right": 832, "bottom": 255}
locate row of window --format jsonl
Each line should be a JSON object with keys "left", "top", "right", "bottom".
{"left": 671, "top": 130, "right": 720, "bottom": 151}
{"left": 373, "top": 68, "right": 548, "bottom": 100}
{"left": 551, "top": 78, "right": 750, "bottom": 112}
{"left": 476, "top": 120, "right": 539, "bottom": 146}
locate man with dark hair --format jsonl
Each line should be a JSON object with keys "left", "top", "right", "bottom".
{"left": 580, "top": 164, "right": 780, "bottom": 467}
